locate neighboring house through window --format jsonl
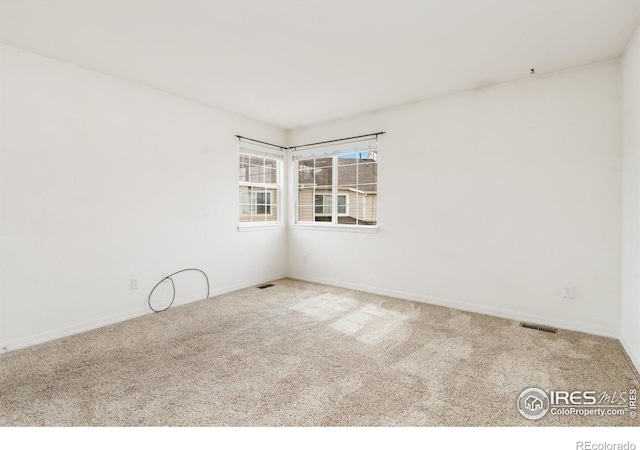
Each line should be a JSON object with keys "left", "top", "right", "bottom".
{"left": 294, "top": 137, "right": 378, "bottom": 227}
{"left": 238, "top": 139, "right": 283, "bottom": 225}
{"left": 243, "top": 191, "right": 271, "bottom": 215}
{"left": 315, "top": 194, "right": 348, "bottom": 219}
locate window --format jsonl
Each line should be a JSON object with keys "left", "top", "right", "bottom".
{"left": 314, "top": 194, "right": 348, "bottom": 217}
{"left": 239, "top": 149, "right": 281, "bottom": 224}
{"left": 295, "top": 139, "right": 377, "bottom": 227}
{"left": 242, "top": 191, "right": 271, "bottom": 215}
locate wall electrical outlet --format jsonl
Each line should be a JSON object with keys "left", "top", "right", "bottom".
{"left": 562, "top": 286, "right": 574, "bottom": 298}
{"left": 131, "top": 278, "right": 139, "bottom": 290}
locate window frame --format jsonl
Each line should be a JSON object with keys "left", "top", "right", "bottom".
{"left": 293, "top": 141, "right": 378, "bottom": 229}
{"left": 238, "top": 148, "right": 283, "bottom": 229}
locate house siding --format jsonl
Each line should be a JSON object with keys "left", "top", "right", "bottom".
{"left": 298, "top": 187, "right": 377, "bottom": 223}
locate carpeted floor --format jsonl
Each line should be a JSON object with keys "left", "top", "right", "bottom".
{"left": 0, "top": 278, "right": 638, "bottom": 426}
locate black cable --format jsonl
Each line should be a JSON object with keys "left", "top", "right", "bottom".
{"left": 147, "top": 268, "right": 210, "bottom": 313}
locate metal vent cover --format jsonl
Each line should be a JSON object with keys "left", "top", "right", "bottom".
{"left": 257, "top": 283, "right": 275, "bottom": 289}
{"left": 520, "top": 322, "right": 558, "bottom": 334}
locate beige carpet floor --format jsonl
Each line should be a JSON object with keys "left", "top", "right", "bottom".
{"left": 0, "top": 278, "right": 638, "bottom": 426}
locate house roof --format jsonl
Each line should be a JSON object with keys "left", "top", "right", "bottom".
{"left": 299, "top": 158, "right": 377, "bottom": 193}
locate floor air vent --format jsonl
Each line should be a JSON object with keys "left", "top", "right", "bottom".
{"left": 257, "top": 283, "right": 275, "bottom": 289}
{"left": 520, "top": 322, "right": 558, "bottom": 334}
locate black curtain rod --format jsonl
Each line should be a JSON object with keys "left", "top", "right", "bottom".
{"left": 235, "top": 135, "right": 287, "bottom": 150}
{"left": 236, "top": 131, "right": 385, "bottom": 151}
{"left": 289, "top": 132, "right": 385, "bottom": 150}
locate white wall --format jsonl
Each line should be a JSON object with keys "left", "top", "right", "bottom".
{"left": 0, "top": 43, "right": 632, "bottom": 361}
{"left": 621, "top": 26, "right": 640, "bottom": 373}
{"left": 0, "top": 45, "right": 287, "bottom": 351}
{"left": 288, "top": 61, "right": 622, "bottom": 337}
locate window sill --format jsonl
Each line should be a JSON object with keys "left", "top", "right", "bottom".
{"left": 237, "top": 223, "right": 285, "bottom": 232}
{"left": 290, "top": 223, "right": 378, "bottom": 234}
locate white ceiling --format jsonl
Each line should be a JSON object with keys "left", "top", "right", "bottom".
{"left": 1, "top": 0, "right": 639, "bottom": 130}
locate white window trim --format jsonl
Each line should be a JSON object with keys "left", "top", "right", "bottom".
{"left": 294, "top": 141, "right": 378, "bottom": 229}
{"left": 238, "top": 150, "right": 283, "bottom": 228}
{"left": 290, "top": 223, "right": 378, "bottom": 233}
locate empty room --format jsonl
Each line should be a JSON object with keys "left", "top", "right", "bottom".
{"left": 1, "top": 0, "right": 640, "bottom": 442}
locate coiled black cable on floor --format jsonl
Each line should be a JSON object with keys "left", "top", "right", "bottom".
{"left": 148, "top": 268, "right": 210, "bottom": 313}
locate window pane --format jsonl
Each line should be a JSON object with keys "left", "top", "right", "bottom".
{"left": 248, "top": 165, "right": 263, "bottom": 183}
{"left": 264, "top": 167, "right": 277, "bottom": 184}
{"left": 239, "top": 206, "right": 252, "bottom": 222}
{"left": 315, "top": 167, "right": 332, "bottom": 186}
{"left": 338, "top": 153, "right": 359, "bottom": 165}
{"left": 323, "top": 194, "right": 332, "bottom": 215}
{"left": 337, "top": 165, "right": 357, "bottom": 186}
{"left": 357, "top": 183, "right": 377, "bottom": 194}
{"left": 239, "top": 186, "right": 253, "bottom": 221}
{"left": 298, "top": 170, "right": 314, "bottom": 185}
{"left": 298, "top": 187, "right": 313, "bottom": 207}
{"left": 337, "top": 195, "right": 347, "bottom": 215}
{"left": 337, "top": 217, "right": 358, "bottom": 225}
{"left": 357, "top": 163, "right": 377, "bottom": 185}
{"left": 249, "top": 156, "right": 264, "bottom": 166}
{"left": 298, "top": 159, "right": 314, "bottom": 171}
{"left": 239, "top": 185, "right": 251, "bottom": 202}
{"left": 298, "top": 205, "right": 314, "bottom": 222}
{"left": 363, "top": 150, "right": 378, "bottom": 162}
{"left": 298, "top": 159, "right": 315, "bottom": 185}
{"left": 314, "top": 194, "right": 331, "bottom": 216}
{"left": 338, "top": 164, "right": 377, "bottom": 187}
{"left": 239, "top": 162, "right": 247, "bottom": 182}
{"left": 315, "top": 157, "right": 332, "bottom": 169}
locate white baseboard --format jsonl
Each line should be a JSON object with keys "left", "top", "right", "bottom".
{"left": 1, "top": 271, "right": 624, "bottom": 359}
{"left": 619, "top": 331, "right": 640, "bottom": 376}
{"left": 0, "top": 308, "right": 150, "bottom": 356}
{"left": 289, "top": 274, "right": 619, "bottom": 339}
{"left": 0, "top": 273, "right": 286, "bottom": 355}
